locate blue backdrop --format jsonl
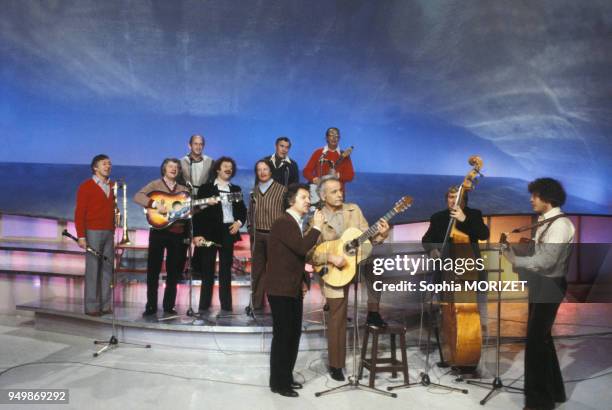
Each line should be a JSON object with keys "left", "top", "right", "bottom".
{"left": 1, "top": 0, "right": 611, "bottom": 216}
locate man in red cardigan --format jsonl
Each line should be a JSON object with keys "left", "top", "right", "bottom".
{"left": 303, "top": 127, "right": 354, "bottom": 203}
{"left": 74, "top": 154, "right": 116, "bottom": 316}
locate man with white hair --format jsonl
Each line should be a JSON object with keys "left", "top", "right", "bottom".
{"left": 307, "top": 175, "right": 390, "bottom": 382}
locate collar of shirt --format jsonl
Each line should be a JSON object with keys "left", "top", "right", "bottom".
{"left": 258, "top": 179, "right": 274, "bottom": 193}
{"left": 92, "top": 175, "right": 109, "bottom": 186}
{"left": 270, "top": 154, "right": 292, "bottom": 166}
{"left": 188, "top": 154, "right": 203, "bottom": 163}
{"left": 286, "top": 209, "right": 304, "bottom": 231}
{"left": 214, "top": 178, "right": 231, "bottom": 191}
{"left": 322, "top": 145, "right": 340, "bottom": 154}
{"left": 92, "top": 175, "right": 111, "bottom": 197}
{"left": 163, "top": 177, "right": 177, "bottom": 191}
{"left": 539, "top": 207, "right": 562, "bottom": 221}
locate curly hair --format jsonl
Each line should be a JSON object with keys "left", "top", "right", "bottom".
{"left": 213, "top": 156, "right": 237, "bottom": 179}
{"left": 528, "top": 178, "right": 567, "bottom": 207}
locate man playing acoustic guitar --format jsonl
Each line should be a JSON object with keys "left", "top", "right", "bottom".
{"left": 134, "top": 158, "right": 189, "bottom": 317}
{"left": 306, "top": 175, "right": 390, "bottom": 382}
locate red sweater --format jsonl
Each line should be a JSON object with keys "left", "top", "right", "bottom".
{"left": 75, "top": 179, "right": 116, "bottom": 238}
{"left": 303, "top": 147, "right": 355, "bottom": 186}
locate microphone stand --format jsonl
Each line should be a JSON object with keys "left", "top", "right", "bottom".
{"left": 185, "top": 160, "right": 197, "bottom": 317}
{"left": 62, "top": 229, "right": 151, "bottom": 357}
{"left": 388, "top": 191, "right": 469, "bottom": 394}
{"left": 245, "top": 190, "right": 258, "bottom": 320}
{"left": 315, "top": 241, "right": 396, "bottom": 398}
{"left": 465, "top": 245, "right": 524, "bottom": 405}
{"left": 387, "top": 263, "right": 467, "bottom": 394}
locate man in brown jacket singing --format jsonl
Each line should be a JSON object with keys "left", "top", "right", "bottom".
{"left": 264, "top": 183, "right": 323, "bottom": 398}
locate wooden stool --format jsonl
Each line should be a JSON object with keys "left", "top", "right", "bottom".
{"left": 358, "top": 325, "right": 409, "bottom": 388}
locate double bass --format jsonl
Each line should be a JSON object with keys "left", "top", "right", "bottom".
{"left": 438, "top": 155, "right": 484, "bottom": 368}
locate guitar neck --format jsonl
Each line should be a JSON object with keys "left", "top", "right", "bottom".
{"left": 193, "top": 192, "right": 242, "bottom": 206}
{"left": 356, "top": 208, "right": 399, "bottom": 245}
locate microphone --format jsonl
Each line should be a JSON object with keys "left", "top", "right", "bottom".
{"left": 62, "top": 230, "right": 109, "bottom": 261}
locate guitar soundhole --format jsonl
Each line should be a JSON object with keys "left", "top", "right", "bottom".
{"left": 344, "top": 243, "right": 356, "bottom": 256}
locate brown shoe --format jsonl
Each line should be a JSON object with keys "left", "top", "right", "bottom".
{"left": 85, "top": 311, "right": 102, "bottom": 317}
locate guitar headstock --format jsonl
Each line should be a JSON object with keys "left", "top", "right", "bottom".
{"left": 393, "top": 196, "right": 413, "bottom": 213}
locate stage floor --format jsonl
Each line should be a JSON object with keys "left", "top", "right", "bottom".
{"left": 1, "top": 303, "right": 612, "bottom": 409}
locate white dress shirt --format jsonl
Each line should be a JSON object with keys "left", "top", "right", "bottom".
{"left": 513, "top": 207, "right": 575, "bottom": 278}
{"left": 214, "top": 178, "right": 236, "bottom": 224}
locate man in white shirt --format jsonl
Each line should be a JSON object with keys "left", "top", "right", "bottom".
{"left": 179, "top": 134, "right": 214, "bottom": 195}
{"left": 503, "top": 178, "right": 575, "bottom": 410}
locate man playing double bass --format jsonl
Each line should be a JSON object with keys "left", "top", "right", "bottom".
{"left": 422, "top": 186, "right": 490, "bottom": 368}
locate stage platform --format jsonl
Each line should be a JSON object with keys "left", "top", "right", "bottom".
{"left": 15, "top": 296, "right": 333, "bottom": 352}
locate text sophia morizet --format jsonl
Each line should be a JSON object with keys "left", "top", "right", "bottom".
{"left": 370, "top": 254, "right": 527, "bottom": 293}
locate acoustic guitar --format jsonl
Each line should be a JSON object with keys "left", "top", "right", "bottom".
{"left": 144, "top": 190, "right": 243, "bottom": 229}
{"left": 313, "top": 196, "right": 412, "bottom": 287}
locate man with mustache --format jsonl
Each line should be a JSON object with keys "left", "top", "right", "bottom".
{"left": 193, "top": 157, "right": 247, "bottom": 313}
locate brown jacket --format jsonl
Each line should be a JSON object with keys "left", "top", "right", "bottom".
{"left": 265, "top": 213, "right": 321, "bottom": 298}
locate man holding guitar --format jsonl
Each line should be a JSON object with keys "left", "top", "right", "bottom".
{"left": 134, "top": 158, "right": 189, "bottom": 317}
{"left": 502, "top": 178, "right": 574, "bottom": 410}
{"left": 303, "top": 127, "right": 354, "bottom": 204}
{"left": 307, "top": 175, "right": 390, "bottom": 382}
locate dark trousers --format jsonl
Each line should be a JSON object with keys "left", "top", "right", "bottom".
{"left": 146, "top": 229, "right": 184, "bottom": 312}
{"left": 250, "top": 232, "right": 269, "bottom": 309}
{"left": 268, "top": 295, "right": 303, "bottom": 390}
{"left": 525, "top": 276, "right": 567, "bottom": 409}
{"left": 198, "top": 224, "right": 235, "bottom": 311}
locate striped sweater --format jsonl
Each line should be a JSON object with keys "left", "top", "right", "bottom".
{"left": 248, "top": 181, "right": 286, "bottom": 232}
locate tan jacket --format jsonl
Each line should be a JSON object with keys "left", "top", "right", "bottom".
{"left": 307, "top": 203, "right": 384, "bottom": 298}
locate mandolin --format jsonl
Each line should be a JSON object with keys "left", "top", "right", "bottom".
{"left": 144, "top": 191, "right": 243, "bottom": 229}
{"left": 313, "top": 196, "right": 412, "bottom": 287}
{"left": 309, "top": 146, "right": 354, "bottom": 205}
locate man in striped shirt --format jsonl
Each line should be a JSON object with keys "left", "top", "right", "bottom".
{"left": 247, "top": 159, "right": 287, "bottom": 314}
